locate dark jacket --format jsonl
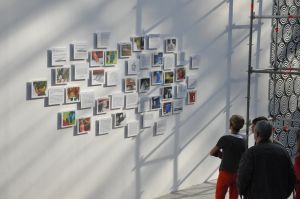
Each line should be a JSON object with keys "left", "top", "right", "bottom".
{"left": 237, "top": 141, "right": 296, "bottom": 199}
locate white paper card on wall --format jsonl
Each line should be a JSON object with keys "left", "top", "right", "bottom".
{"left": 73, "top": 42, "right": 88, "bottom": 60}
{"left": 176, "top": 51, "right": 186, "bottom": 66}
{"left": 98, "top": 117, "right": 112, "bottom": 135}
{"left": 125, "top": 93, "right": 138, "bottom": 109}
{"left": 111, "top": 93, "right": 124, "bottom": 109}
{"left": 74, "top": 63, "right": 89, "bottom": 80}
{"left": 48, "top": 87, "right": 64, "bottom": 105}
{"left": 155, "top": 119, "right": 167, "bottom": 135}
{"left": 126, "top": 121, "right": 139, "bottom": 137}
{"left": 126, "top": 58, "right": 139, "bottom": 75}
{"left": 139, "top": 53, "right": 151, "bottom": 70}
{"left": 138, "top": 95, "right": 150, "bottom": 112}
{"left": 176, "top": 83, "right": 187, "bottom": 99}
{"left": 80, "top": 90, "right": 95, "bottom": 109}
{"left": 190, "top": 54, "right": 201, "bottom": 69}
{"left": 163, "top": 54, "right": 175, "bottom": 70}
{"left": 106, "top": 71, "right": 119, "bottom": 86}
{"left": 148, "top": 34, "right": 162, "bottom": 50}
{"left": 173, "top": 99, "right": 184, "bottom": 114}
{"left": 187, "top": 75, "right": 198, "bottom": 89}
{"left": 51, "top": 47, "right": 67, "bottom": 66}
{"left": 96, "top": 32, "right": 111, "bottom": 48}
{"left": 142, "top": 112, "right": 154, "bottom": 128}
{"left": 31, "top": 80, "right": 48, "bottom": 99}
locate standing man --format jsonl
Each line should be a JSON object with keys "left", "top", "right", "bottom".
{"left": 210, "top": 115, "right": 246, "bottom": 199}
{"left": 237, "top": 120, "right": 295, "bottom": 199}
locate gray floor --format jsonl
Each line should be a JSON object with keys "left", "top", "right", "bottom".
{"left": 156, "top": 181, "right": 293, "bottom": 199}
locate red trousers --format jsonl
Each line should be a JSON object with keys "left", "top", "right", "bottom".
{"left": 216, "top": 170, "right": 238, "bottom": 199}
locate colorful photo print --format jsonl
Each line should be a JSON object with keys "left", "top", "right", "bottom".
{"left": 61, "top": 110, "right": 76, "bottom": 128}
{"left": 31, "top": 80, "right": 47, "bottom": 98}
{"left": 96, "top": 97, "right": 110, "bottom": 114}
{"left": 152, "top": 52, "right": 163, "bottom": 66}
{"left": 165, "top": 38, "right": 177, "bottom": 53}
{"left": 162, "top": 86, "right": 173, "bottom": 100}
{"left": 151, "top": 70, "right": 162, "bottom": 85}
{"left": 151, "top": 96, "right": 161, "bottom": 110}
{"left": 90, "top": 50, "right": 104, "bottom": 67}
{"left": 66, "top": 86, "right": 80, "bottom": 103}
{"left": 119, "top": 43, "right": 132, "bottom": 58}
{"left": 132, "top": 36, "right": 145, "bottom": 51}
{"left": 163, "top": 71, "right": 174, "bottom": 85}
{"left": 113, "top": 112, "right": 127, "bottom": 128}
{"left": 77, "top": 117, "right": 91, "bottom": 134}
{"left": 139, "top": 78, "right": 151, "bottom": 93}
{"left": 175, "top": 67, "right": 186, "bottom": 81}
{"left": 161, "top": 101, "right": 173, "bottom": 116}
{"left": 91, "top": 69, "right": 105, "bottom": 85}
{"left": 125, "top": 77, "right": 137, "bottom": 92}
{"left": 105, "top": 50, "right": 118, "bottom": 66}
{"left": 187, "top": 90, "right": 197, "bottom": 105}
{"left": 55, "top": 68, "right": 70, "bottom": 85}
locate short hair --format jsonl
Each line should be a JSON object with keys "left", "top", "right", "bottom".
{"left": 252, "top": 116, "right": 268, "bottom": 125}
{"left": 230, "top": 115, "right": 245, "bottom": 132}
{"left": 255, "top": 120, "right": 273, "bottom": 141}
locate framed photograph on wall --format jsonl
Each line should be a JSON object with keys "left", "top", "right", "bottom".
{"left": 31, "top": 80, "right": 48, "bottom": 98}
{"left": 96, "top": 97, "right": 110, "bottom": 114}
{"left": 90, "top": 50, "right": 105, "bottom": 67}
{"left": 125, "top": 93, "right": 138, "bottom": 109}
{"left": 119, "top": 43, "right": 132, "bottom": 58}
{"left": 91, "top": 69, "right": 105, "bottom": 85}
{"left": 163, "top": 71, "right": 174, "bottom": 85}
{"left": 132, "top": 36, "right": 145, "bottom": 51}
{"left": 96, "top": 31, "right": 111, "bottom": 48}
{"left": 138, "top": 95, "right": 150, "bottom": 112}
{"left": 65, "top": 86, "right": 80, "bottom": 103}
{"left": 61, "top": 110, "right": 76, "bottom": 128}
{"left": 98, "top": 117, "right": 112, "bottom": 135}
{"left": 124, "top": 77, "right": 137, "bottom": 92}
{"left": 161, "top": 86, "right": 173, "bottom": 100}
{"left": 187, "top": 75, "right": 198, "bottom": 89}
{"left": 139, "top": 77, "right": 151, "bottom": 93}
{"left": 151, "top": 96, "right": 161, "bottom": 110}
{"left": 152, "top": 52, "right": 163, "bottom": 67}
{"left": 165, "top": 38, "right": 177, "bottom": 53}
{"left": 176, "top": 83, "right": 187, "bottom": 99}
{"left": 163, "top": 54, "right": 175, "bottom": 70}
{"left": 111, "top": 93, "right": 124, "bottom": 109}
{"left": 161, "top": 101, "right": 173, "bottom": 116}
{"left": 151, "top": 70, "right": 162, "bottom": 85}
{"left": 173, "top": 99, "right": 184, "bottom": 114}
{"left": 72, "top": 42, "right": 88, "bottom": 60}
{"left": 105, "top": 50, "right": 118, "bottom": 66}
{"left": 126, "top": 121, "right": 139, "bottom": 137}
{"left": 51, "top": 47, "right": 67, "bottom": 66}
{"left": 175, "top": 67, "right": 186, "bottom": 81}
{"left": 77, "top": 117, "right": 91, "bottom": 134}
{"left": 126, "top": 58, "right": 139, "bottom": 75}
{"left": 74, "top": 63, "right": 89, "bottom": 80}
{"left": 113, "top": 112, "right": 127, "bottom": 128}
{"left": 187, "top": 90, "right": 197, "bottom": 105}
{"left": 55, "top": 67, "right": 70, "bottom": 85}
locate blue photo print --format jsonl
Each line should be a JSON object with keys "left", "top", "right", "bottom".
{"left": 152, "top": 52, "right": 163, "bottom": 66}
{"left": 161, "top": 101, "right": 173, "bottom": 116}
{"left": 151, "top": 70, "right": 162, "bottom": 85}
{"left": 151, "top": 96, "right": 161, "bottom": 110}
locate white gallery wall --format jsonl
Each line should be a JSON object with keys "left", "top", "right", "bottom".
{"left": 0, "top": 0, "right": 272, "bottom": 198}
